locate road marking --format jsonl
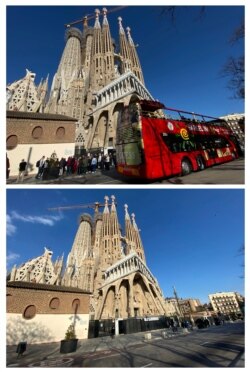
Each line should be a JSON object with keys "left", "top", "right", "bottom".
{"left": 140, "top": 363, "right": 153, "bottom": 368}
{"left": 200, "top": 342, "right": 209, "bottom": 346}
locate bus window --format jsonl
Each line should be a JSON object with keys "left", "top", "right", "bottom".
{"left": 214, "top": 136, "right": 229, "bottom": 149}
{"left": 162, "top": 133, "right": 196, "bottom": 153}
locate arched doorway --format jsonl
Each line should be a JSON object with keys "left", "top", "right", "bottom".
{"left": 118, "top": 279, "right": 129, "bottom": 318}
{"left": 133, "top": 274, "right": 153, "bottom": 317}
{"left": 100, "top": 286, "right": 115, "bottom": 319}
{"left": 92, "top": 111, "right": 109, "bottom": 149}
{"left": 112, "top": 102, "right": 124, "bottom": 146}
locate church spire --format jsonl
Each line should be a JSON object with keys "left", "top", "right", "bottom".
{"left": 102, "top": 7, "right": 108, "bottom": 26}
{"left": 124, "top": 203, "right": 130, "bottom": 220}
{"left": 110, "top": 195, "right": 121, "bottom": 261}
{"left": 126, "top": 27, "right": 144, "bottom": 84}
{"left": 126, "top": 26, "right": 134, "bottom": 46}
{"left": 103, "top": 195, "right": 110, "bottom": 214}
{"left": 124, "top": 204, "right": 136, "bottom": 255}
{"left": 91, "top": 8, "right": 104, "bottom": 88}
{"left": 110, "top": 195, "right": 116, "bottom": 212}
{"left": 94, "top": 8, "right": 101, "bottom": 29}
{"left": 102, "top": 8, "right": 115, "bottom": 84}
{"left": 131, "top": 213, "right": 146, "bottom": 262}
{"left": 118, "top": 17, "right": 132, "bottom": 74}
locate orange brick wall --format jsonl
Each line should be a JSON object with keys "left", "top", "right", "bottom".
{"left": 7, "top": 287, "right": 90, "bottom": 315}
{"left": 7, "top": 118, "right": 76, "bottom": 144}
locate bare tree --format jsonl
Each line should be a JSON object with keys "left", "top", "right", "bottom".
{"left": 230, "top": 22, "right": 244, "bottom": 45}
{"left": 160, "top": 6, "right": 206, "bottom": 24}
{"left": 236, "top": 244, "right": 245, "bottom": 279}
{"left": 221, "top": 21, "right": 245, "bottom": 100}
{"left": 160, "top": 8, "right": 244, "bottom": 100}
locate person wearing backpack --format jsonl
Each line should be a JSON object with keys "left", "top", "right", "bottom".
{"left": 35, "top": 156, "right": 45, "bottom": 179}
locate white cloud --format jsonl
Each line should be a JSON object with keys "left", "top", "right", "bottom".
{"left": 6, "top": 251, "right": 20, "bottom": 268}
{"left": 10, "top": 211, "right": 64, "bottom": 227}
{"left": 7, "top": 214, "right": 17, "bottom": 236}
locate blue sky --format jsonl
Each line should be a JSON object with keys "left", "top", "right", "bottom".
{"left": 6, "top": 189, "right": 244, "bottom": 304}
{"left": 6, "top": 5, "right": 244, "bottom": 117}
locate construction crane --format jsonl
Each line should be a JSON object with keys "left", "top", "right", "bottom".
{"left": 64, "top": 6, "right": 128, "bottom": 28}
{"left": 48, "top": 201, "right": 115, "bottom": 214}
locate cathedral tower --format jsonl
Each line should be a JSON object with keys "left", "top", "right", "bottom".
{"left": 126, "top": 27, "right": 144, "bottom": 84}
{"left": 46, "top": 27, "right": 85, "bottom": 119}
{"left": 90, "top": 9, "right": 105, "bottom": 89}
{"left": 131, "top": 213, "right": 146, "bottom": 262}
{"left": 8, "top": 195, "right": 166, "bottom": 321}
{"left": 102, "top": 8, "right": 115, "bottom": 85}
{"left": 62, "top": 213, "right": 93, "bottom": 290}
{"left": 118, "top": 17, "right": 132, "bottom": 74}
{"left": 7, "top": 7, "right": 153, "bottom": 153}
{"left": 124, "top": 203, "right": 137, "bottom": 255}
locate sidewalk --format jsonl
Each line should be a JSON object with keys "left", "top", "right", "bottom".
{"left": 6, "top": 327, "right": 187, "bottom": 367}
{"left": 6, "top": 167, "right": 122, "bottom": 185}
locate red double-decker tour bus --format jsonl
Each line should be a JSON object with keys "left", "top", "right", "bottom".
{"left": 116, "top": 100, "right": 239, "bottom": 179}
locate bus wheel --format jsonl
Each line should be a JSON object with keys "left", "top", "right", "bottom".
{"left": 197, "top": 156, "right": 205, "bottom": 171}
{"left": 181, "top": 159, "right": 192, "bottom": 176}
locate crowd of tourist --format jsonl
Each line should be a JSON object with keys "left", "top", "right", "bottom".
{"left": 15, "top": 152, "right": 117, "bottom": 182}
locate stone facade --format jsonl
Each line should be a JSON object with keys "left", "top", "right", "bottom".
{"left": 10, "top": 247, "right": 63, "bottom": 285}
{"left": 9, "top": 195, "right": 167, "bottom": 322}
{"left": 6, "top": 110, "right": 77, "bottom": 176}
{"left": 6, "top": 69, "right": 48, "bottom": 113}
{"left": 61, "top": 195, "right": 166, "bottom": 320}
{"left": 45, "top": 8, "right": 153, "bottom": 153}
{"left": 6, "top": 8, "right": 153, "bottom": 155}
{"left": 6, "top": 281, "right": 90, "bottom": 345}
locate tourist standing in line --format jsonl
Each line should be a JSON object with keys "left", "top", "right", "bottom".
{"left": 35, "top": 156, "right": 45, "bottom": 179}
{"left": 16, "top": 159, "right": 27, "bottom": 183}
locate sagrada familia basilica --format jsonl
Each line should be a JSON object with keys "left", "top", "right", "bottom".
{"left": 9, "top": 196, "right": 166, "bottom": 320}
{"left": 6, "top": 8, "right": 153, "bottom": 153}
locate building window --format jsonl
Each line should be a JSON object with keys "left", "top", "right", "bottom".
{"left": 49, "top": 297, "right": 60, "bottom": 309}
{"left": 32, "top": 126, "right": 43, "bottom": 139}
{"left": 56, "top": 127, "right": 65, "bottom": 138}
{"left": 6, "top": 135, "right": 18, "bottom": 150}
{"left": 72, "top": 299, "right": 80, "bottom": 312}
{"left": 23, "top": 305, "right": 36, "bottom": 320}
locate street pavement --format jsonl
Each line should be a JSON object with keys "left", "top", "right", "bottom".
{"left": 7, "top": 158, "right": 244, "bottom": 185}
{"left": 6, "top": 322, "right": 244, "bottom": 368}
